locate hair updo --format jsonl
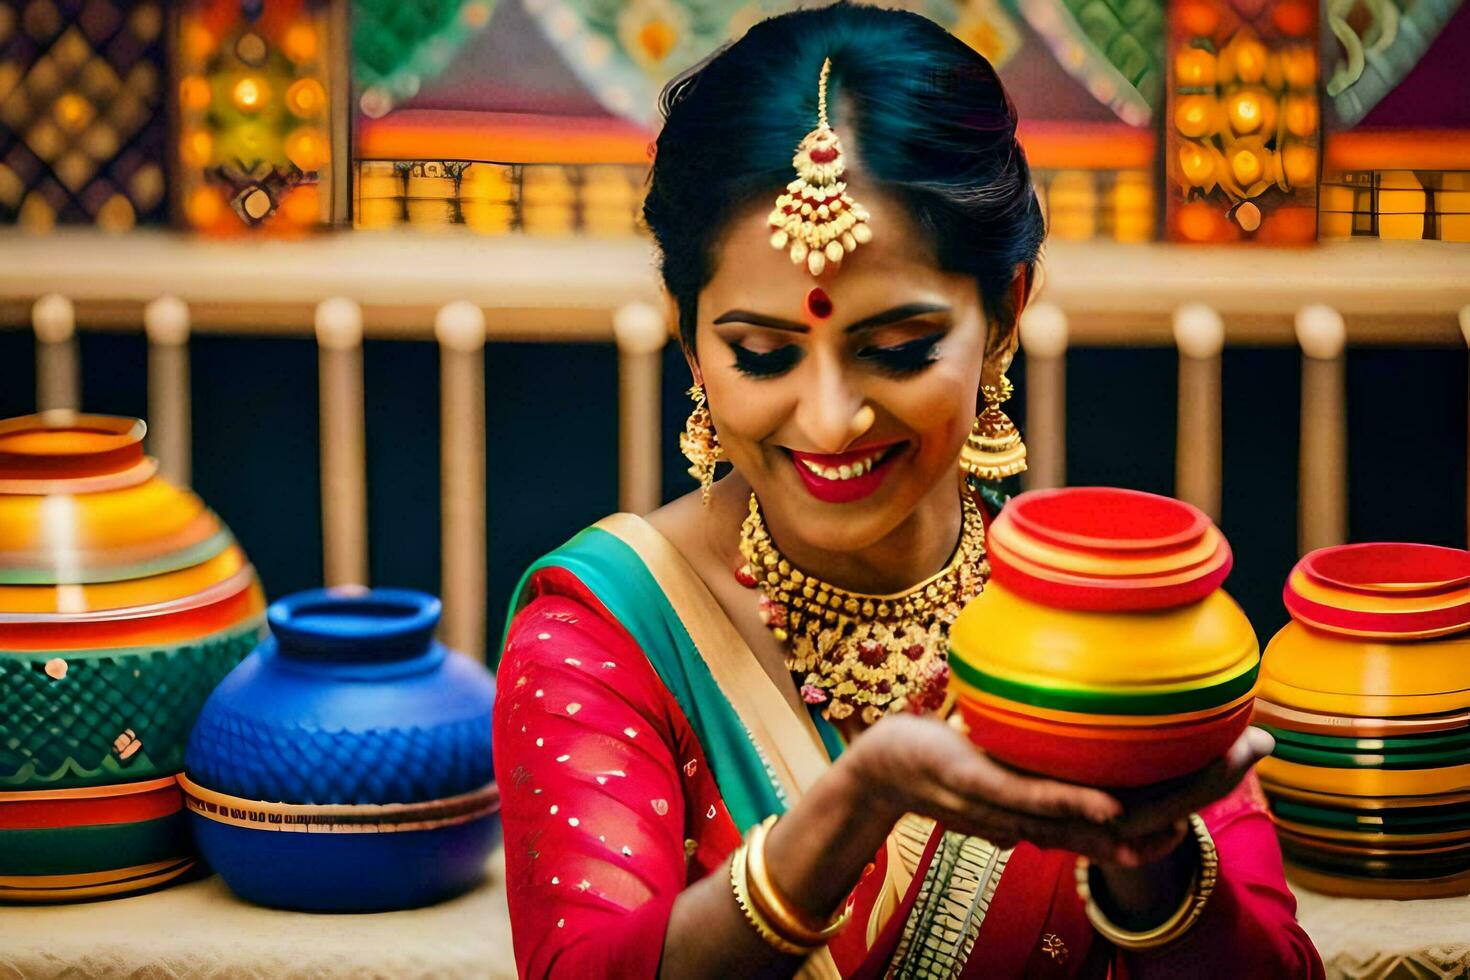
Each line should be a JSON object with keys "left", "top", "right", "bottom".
{"left": 643, "top": 1, "right": 1046, "bottom": 357}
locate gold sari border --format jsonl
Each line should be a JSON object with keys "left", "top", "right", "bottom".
{"left": 594, "top": 514, "right": 834, "bottom": 798}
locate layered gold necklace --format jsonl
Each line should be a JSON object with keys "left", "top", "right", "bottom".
{"left": 736, "top": 487, "right": 990, "bottom": 726}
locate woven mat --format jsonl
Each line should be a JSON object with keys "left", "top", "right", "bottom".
{"left": 2, "top": 852, "right": 516, "bottom": 980}
{"left": 1294, "top": 884, "right": 1470, "bottom": 980}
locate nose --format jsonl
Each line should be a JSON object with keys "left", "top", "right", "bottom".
{"left": 794, "top": 351, "right": 865, "bottom": 454}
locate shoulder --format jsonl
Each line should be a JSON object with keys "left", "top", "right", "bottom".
{"left": 496, "top": 590, "right": 680, "bottom": 744}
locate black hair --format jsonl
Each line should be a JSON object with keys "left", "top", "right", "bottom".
{"left": 643, "top": 1, "right": 1045, "bottom": 358}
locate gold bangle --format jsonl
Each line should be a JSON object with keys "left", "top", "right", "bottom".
{"left": 1075, "top": 813, "right": 1219, "bottom": 951}
{"left": 729, "top": 837, "right": 816, "bottom": 956}
{"left": 746, "top": 815, "right": 852, "bottom": 945}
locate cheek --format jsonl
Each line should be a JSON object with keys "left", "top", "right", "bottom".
{"left": 884, "top": 361, "right": 980, "bottom": 452}
{"left": 705, "top": 375, "right": 793, "bottom": 459}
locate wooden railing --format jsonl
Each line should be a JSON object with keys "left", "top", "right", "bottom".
{"left": 3, "top": 230, "right": 1468, "bottom": 659}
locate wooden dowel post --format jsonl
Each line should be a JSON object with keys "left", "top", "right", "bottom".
{"left": 613, "top": 301, "right": 667, "bottom": 515}
{"left": 144, "top": 296, "right": 192, "bottom": 487}
{"left": 1018, "top": 303, "right": 1068, "bottom": 491}
{"left": 435, "top": 301, "right": 488, "bottom": 660}
{"left": 1296, "top": 304, "right": 1348, "bottom": 555}
{"left": 315, "top": 297, "right": 369, "bottom": 588}
{"left": 33, "top": 294, "right": 78, "bottom": 412}
{"left": 1461, "top": 305, "right": 1470, "bottom": 549}
{"left": 1174, "top": 304, "right": 1225, "bottom": 521}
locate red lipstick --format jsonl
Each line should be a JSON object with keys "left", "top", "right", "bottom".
{"left": 788, "top": 442, "right": 905, "bottom": 504}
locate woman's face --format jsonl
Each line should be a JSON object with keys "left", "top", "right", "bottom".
{"left": 694, "top": 179, "right": 1005, "bottom": 554}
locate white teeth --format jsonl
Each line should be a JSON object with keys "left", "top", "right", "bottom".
{"left": 800, "top": 452, "right": 882, "bottom": 481}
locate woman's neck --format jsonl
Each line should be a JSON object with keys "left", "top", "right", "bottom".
{"left": 711, "top": 470, "right": 966, "bottom": 597}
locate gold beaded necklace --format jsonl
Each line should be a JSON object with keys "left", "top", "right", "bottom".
{"left": 735, "top": 487, "right": 990, "bottom": 725}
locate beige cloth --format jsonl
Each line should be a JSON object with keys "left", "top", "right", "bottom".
{"left": 1293, "top": 884, "right": 1470, "bottom": 980}
{"left": 7, "top": 854, "right": 1470, "bottom": 979}
{"left": 2, "top": 852, "right": 516, "bottom": 980}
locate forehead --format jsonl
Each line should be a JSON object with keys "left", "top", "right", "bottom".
{"left": 701, "top": 180, "right": 968, "bottom": 315}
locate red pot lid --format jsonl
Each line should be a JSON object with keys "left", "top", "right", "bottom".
{"left": 988, "top": 487, "right": 1231, "bottom": 610}
{"left": 1004, "top": 486, "right": 1212, "bottom": 554}
{"left": 1300, "top": 542, "right": 1470, "bottom": 597}
{"left": 1284, "top": 543, "right": 1470, "bottom": 640}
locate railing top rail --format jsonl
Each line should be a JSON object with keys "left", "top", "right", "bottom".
{"left": 1, "top": 230, "right": 1466, "bottom": 345}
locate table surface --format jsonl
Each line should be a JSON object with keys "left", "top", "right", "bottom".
{"left": 6, "top": 852, "right": 1469, "bottom": 980}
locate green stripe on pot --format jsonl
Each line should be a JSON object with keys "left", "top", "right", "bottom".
{"left": 1, "top": 619, "right": 264, "bottom": 790}
{"left": 1272, "top": 798, "right": 1470, "bottom": 834}
{"left": 948, "top": 653, "right": 1258, "bottom": 716}
{"left": 0, "top": 810, "right": 188, "bottom": 875}
{"left": 1279, "top": 839, "right": 1470, "bottom": 880}
{"left": 0, "top": 528, "right": 235, "bottom": 585}
{"left": 1269, "top": 738, "right": 1470, "bottom": 771}
{"left": 1260, "top": 724, "right": 1470, "bottom": 755}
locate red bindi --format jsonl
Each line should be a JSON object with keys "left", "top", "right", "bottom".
{"left": 805, "top": 287, "right": 833, "bottom": 319}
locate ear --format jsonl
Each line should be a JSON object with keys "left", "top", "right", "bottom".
{"left": 982, "top": 262, "right": 1031, "bottom": 379}
{"left": 662, "top": 287, "right": 704, "bottom": 386}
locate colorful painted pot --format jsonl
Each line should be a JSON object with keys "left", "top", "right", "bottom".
{"left": 0, "top": 413, "right": 265, "bottom": 902}
{"left": 183, "top": 587, "right": 499, "bottom": 912}
{"left": 950, "top": 487, "right": 1256, "bottom": 788}
{"left": 1258, "top": 541, "right": 1470, "bottom": 898}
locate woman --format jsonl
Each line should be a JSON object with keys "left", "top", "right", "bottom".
{"left": 494, "top": 5, "right": 1323, "bottom": 977}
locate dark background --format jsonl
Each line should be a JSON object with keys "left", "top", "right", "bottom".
{"left": 1, "top": 326, "right": 1463, "bottom": 646}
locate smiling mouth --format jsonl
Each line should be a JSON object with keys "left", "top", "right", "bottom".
{"left": 785, "top": 442, "right": 908, "bottom": 503}
{"left": 792, "top": 444, "right": 902, "bottom": 482}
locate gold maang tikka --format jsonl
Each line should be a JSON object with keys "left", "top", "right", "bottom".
{"left": 768, "top": 58, "right": 873, "bottom": 278}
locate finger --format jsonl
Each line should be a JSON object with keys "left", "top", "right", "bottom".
{"left": 1114, "top": 728, "right": 1274, "bottom": 838}
{"left": 1111, "top": 822, "right": 1188, "bottom": 868}
{"left": 937, "top": 747, "right": 1123, "bottom": 824}
{"left": 925, "top": 794, "right": 1127, "bottom": 863}
{"left": 966, "top": 806, "right": 1127, "bottom": 862}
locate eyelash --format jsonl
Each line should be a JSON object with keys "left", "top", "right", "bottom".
{"left": 730, "top": 332, "right": 946, "bottom": 380}
{"left": 857, "top": 332, "right": 945, "bottom": 376}
{"left": 730, "top": 345, "right": 802, "bottom": 378}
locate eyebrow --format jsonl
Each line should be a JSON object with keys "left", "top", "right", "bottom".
{"left": 712, "top": 302, "right": 951, "bottom": 334}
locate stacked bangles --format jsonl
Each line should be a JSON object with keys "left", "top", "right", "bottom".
{"left": 1076, "top": 813, "right": 1219, "bottom": 951}
{"left": 1256, "top": 542, "right": 1470, "bottom": 899}
{"left": 730, "top": 815, "right": 851, "bottom": 955}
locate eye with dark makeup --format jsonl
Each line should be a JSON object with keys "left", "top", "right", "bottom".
{"left": 856, "top": 331, "right": 946, "bottom": 376}
{"left": 730, "top": 343, "right": 803, "bottom": 378}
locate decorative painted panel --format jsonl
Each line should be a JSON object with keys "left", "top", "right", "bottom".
{"left": 175, "top": 0, "right": 339, "bottom": 233}
{"left": 1165, "top": 0, "right": 1320, "bottom": 242}
{"left": 0, "top": 0, "right": 168, "bottom": 231}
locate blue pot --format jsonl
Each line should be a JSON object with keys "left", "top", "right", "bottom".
{"left": 183, "top": 588, "right": 499, "bottom": 912}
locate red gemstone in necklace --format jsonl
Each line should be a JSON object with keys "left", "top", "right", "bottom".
{"left": 806, "top": 287, "right": 833, "bottom": 319}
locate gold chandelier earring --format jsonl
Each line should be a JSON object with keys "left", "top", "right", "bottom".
{"left": 680, "top": 384, "right": 723, "bottom": 504}
{"left": 960, "top": 374, "right": 1027, "bottom": 480}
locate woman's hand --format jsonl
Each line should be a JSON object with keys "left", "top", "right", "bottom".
{"left": 1085, "top": 727, "right": 1276, "bottom": 930}
{"left": 846, "top": 713, "right": 1129, "bottom": 864}
{"left": 1107, "top": 726, "right": 1277, "bottom": 852}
